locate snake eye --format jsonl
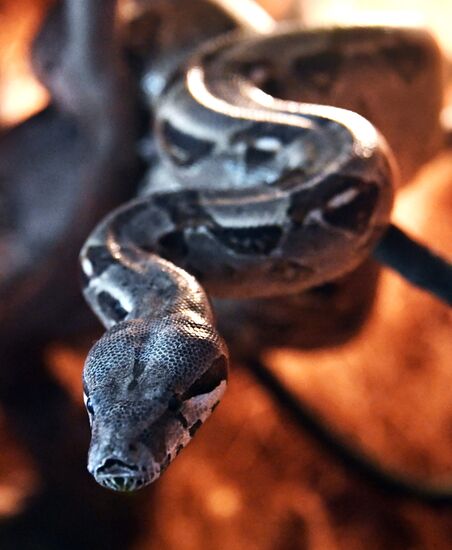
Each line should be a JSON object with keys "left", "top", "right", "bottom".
{"left": 84, "top": 394, "right": 95, "bottom": 416}
{"left": 87, "top": 399, "right": 94, "bottom": 415}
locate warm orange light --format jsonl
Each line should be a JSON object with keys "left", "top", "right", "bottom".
{"left": 302, "top": 0, "right": 452, "bottom": 57}
{"left": 206, "top": 484, "right": 242, "bottom": 518}
{"left": 0, "top": 0, "right": 49, "bottom": 127}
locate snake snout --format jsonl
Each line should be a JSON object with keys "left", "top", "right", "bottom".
{"left": 94, "top": 458, "right": 147, "bottom": 492}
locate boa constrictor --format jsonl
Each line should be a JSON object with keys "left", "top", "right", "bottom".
{"left": 79, "top": 25, "right": 442, "bottom": 491}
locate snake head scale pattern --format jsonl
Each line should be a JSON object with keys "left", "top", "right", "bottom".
{"left": 83, "top": 316, "right": 228, "bottom": 491}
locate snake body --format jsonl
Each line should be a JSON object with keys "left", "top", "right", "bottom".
{"left": 80, "top": 25, "right": 441, "bottom": 491}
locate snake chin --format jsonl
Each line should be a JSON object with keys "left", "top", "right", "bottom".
{"left": 88, "top": 440, "right": 155, "bottom": 492}
{"left": 95, "top": 464, "right": 150, "bottom": 492}
{"left": 92, "top": 457, "right": 158, "bottom": 492}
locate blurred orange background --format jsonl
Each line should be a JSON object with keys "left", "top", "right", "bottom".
{"left": 0, "top": 1, "right": 451, "bottom": 549}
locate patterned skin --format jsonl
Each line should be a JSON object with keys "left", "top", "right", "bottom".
{"left": 79, "top": 26, "right": 444, "bottom": 492}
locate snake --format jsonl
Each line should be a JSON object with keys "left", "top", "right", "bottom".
{"left": 79, "top": 24, "right": 444, "bottom": 492}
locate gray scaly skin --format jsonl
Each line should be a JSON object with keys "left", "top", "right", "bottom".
{"left": 80, "top": 26, "right": 441, "bottom": 491}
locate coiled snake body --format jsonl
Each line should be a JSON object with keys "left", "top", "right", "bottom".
{"left": 80, "top": 26, "right": 441, "bottom": 491}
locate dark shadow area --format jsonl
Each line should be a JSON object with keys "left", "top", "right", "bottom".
{"left": 0, "top": 343, "right": 151, "bottom": 550}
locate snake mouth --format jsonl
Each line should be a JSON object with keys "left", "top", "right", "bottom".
{"left": 94, "top": 458, "right": 150, "bottom": 492}
{"left": 96, "top": 474, "right": 149, "bottom": 492}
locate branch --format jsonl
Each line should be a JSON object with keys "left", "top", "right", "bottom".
{"left": 244, "top": 356, "right": 452, "bottom": 506}
{"left": 373, "top": 223, "right": 452, "bottom": 306}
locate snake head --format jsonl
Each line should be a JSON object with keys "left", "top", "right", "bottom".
{"left": 83, "top": 317, "right": 228, "bottom": 492}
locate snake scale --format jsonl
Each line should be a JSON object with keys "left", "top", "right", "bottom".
{"left": 79, "top": 23, "right": 444, "bottom": 491}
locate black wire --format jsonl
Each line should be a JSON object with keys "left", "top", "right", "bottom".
{"left": 373, "top": 223, "right": 452, "bottom": 306}
{"left": 244, "top": 356, "right": 452, "bottom": 506}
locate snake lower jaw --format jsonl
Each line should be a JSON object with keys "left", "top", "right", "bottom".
{"left": 90, "top": 455, "right": 156, "bottom": 492}
{"left": 95, "top": 473, "right": 150, "bottom": 492}
{"left": 91, "top": 453, "right": 173, "bottom": 492}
